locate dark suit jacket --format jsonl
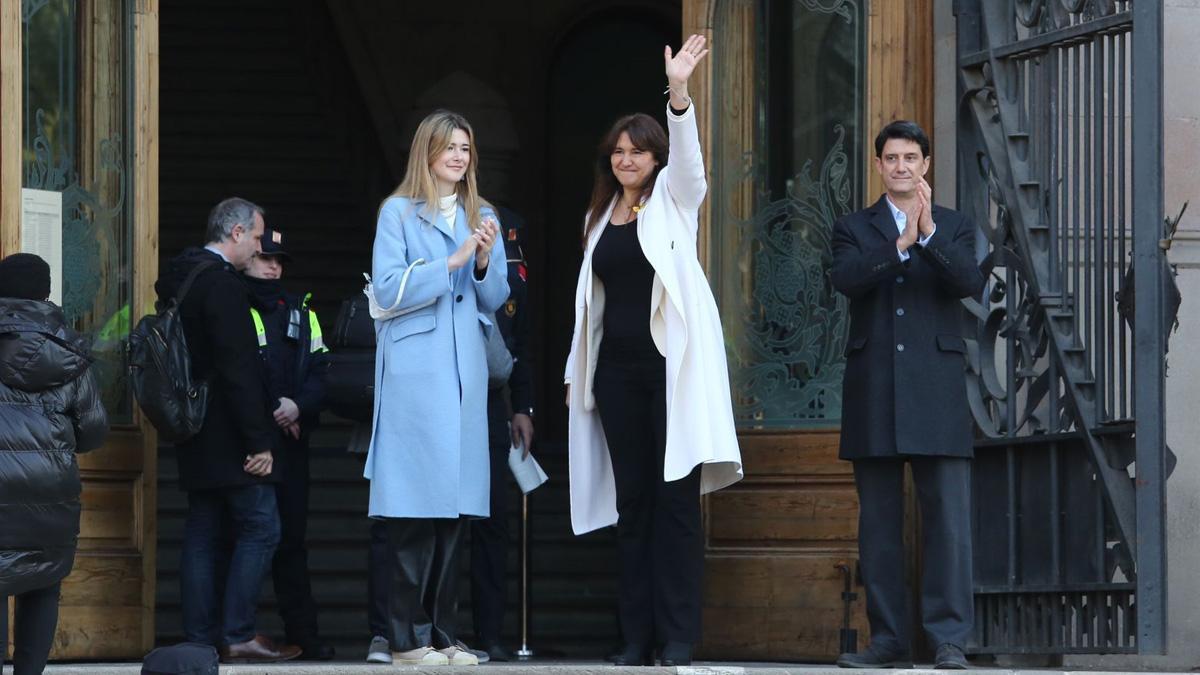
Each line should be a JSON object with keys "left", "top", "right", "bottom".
{"left": 831, "top": 194, "right": 984, "bottom": 460}
{"left": 155, "top": 247, "right": 278, "bottom": 490}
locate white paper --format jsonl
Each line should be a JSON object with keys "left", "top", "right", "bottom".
{"left": 20, "top": 188, "right": 63, "bottom": 304}
{"left": 507, "top": 445, "right": 548, "bottom": 494}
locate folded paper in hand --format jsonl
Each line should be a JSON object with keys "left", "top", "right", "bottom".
{"left": 508, "top": 445, "right": 548, "bottom": 494}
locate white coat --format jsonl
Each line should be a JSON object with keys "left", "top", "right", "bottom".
{"left": 563, "top": 102, "right": 743, "bottom": 535}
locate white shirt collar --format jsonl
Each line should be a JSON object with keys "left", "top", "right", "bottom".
{"left": 203, "top": 244, "right": 231, "bottom": 264}
{"left": 884, "top": 196, "right": 906, "bottom": 231}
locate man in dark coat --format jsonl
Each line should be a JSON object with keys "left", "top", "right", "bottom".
{"left": 830, "top": 121, "right": 984, "bottom": 670}
{"left": 242, "top": 228, "right": 333, "bottom": 660}
{"left": 0, "top": 253, "right": 108, "bottom": 675}
{"left": 154, "top": 197, "right": 299, "bottom": 663}
{"left": 469, "top": 208, "right": 535, "bottom": 662}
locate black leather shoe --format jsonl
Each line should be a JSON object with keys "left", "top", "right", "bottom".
{"left": 934, "top": 643, "right": 968, "bottom": 669}
{"left": 297, "top": 641, "right": 336, "bottom": 661}
{"left": 660, "top": 641, "right": 693, "bottom": 666}
{"left": 483, "top": 642, "right": 513, "bottom": 662}
{"left": 836, "top": 644, "right": 912, "bottom": 669}
{"left": 219, "top": 635, "right": 301, "bottom": 663}
{"left": 611, "top": 644, "right": 653, "bottom": 666}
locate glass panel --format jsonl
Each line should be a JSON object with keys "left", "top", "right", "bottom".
{"left": 711, "top": 0, "right": 865, "bottom": 429}
{"left": 23, "top": 0, "right": 134, "bottom": 423}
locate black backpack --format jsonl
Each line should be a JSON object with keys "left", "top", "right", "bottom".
{"left": 128, "top": 261, "right": 215, "bottom": 443}
{"left": 324, "top": 293, "right": 376, "bottom": 422}
{"left": 141, "top": 642, "right": 219, "bottom": 675}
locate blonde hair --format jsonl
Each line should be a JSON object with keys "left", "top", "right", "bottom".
{"left": 388, "top": 110, "right": 489, "bottom": 232}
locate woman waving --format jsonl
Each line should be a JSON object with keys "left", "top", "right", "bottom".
{"left": 563, "top": 34, "right": 743, "bottom": 667}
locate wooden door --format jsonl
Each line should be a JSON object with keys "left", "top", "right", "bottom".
{"left": 2, "top": 0, "right": 159, "bottom": 659}
{"left": 687, "top": 0, "right": 934, "bottom": 662}
{"left": 702, "top": 431, "right": 867, "bottom": 660}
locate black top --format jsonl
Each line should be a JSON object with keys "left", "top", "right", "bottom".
{"left": 592, "top": 220, "right": 661, "bottom": 360}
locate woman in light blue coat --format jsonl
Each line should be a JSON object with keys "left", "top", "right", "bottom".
{"left": 365, "top": 109, "right": 508, "bottom": 666}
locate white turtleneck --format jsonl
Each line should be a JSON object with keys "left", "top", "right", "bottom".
{"left": 439, "top": 194, "right": 458, "bottom": 231}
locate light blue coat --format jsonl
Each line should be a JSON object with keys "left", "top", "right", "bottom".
{"left": 364, "top": 196, "right": 508, "bottom": 518}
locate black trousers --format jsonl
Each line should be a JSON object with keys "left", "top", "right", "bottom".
{"left": 0, "top": 581, "right": 61, "bottom": 675}
{"left": 594, "top": 354, "right": 704, "bottom": 648}
{"left": 367, "top": 517, "right": 390, "bottom": 639}
{"left": 272, "top": 440, "right": 320, "bottom": 644}
{"left": 852, "top": 456, "right": 974, "bottom": 654}
{"left": 469, "top": 430, "right": 511, "bottom": 644}
{"left": 386, "top": 517, "right": 467, "bottom": 651}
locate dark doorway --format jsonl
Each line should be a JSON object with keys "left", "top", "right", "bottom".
{"left": 154, "top": 0, "right": 683, "bottom": 658}
{"left": 542, "top": 7, "right": 680, "bottom": 446}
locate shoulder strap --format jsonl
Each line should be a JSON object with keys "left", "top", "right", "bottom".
{"left": 173, "top": 260, "right": 218, "bottom": 307}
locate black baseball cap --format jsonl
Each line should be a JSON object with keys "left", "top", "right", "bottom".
{"left": 259, "top": 227, "right": 292, "bottom": 262}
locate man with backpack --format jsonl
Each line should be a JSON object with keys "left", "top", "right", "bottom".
{"left": 153, "top": 197, "right": 299, "bottom": 663}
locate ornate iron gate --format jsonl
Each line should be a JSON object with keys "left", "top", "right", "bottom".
{"left": 955, "top": 0, "right": 1168, "bottom": 654}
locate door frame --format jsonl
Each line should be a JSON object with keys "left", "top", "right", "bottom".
{"left": 1, "top": 0, "right": 160, "bottom": 657}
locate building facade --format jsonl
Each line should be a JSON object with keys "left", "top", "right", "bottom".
{"left": 1, "top": 0, "right": 1193, "bottom": 666}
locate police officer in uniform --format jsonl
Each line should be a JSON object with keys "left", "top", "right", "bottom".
{"left": 469, "top": 207, "right": 535, "bottom": 662}
{"left": 242, "top": 228, "right": 334, "bottom": 660}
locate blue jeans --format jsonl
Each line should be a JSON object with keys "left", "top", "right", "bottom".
{"left": 180, "top": 484, "right": 281, "bottom": 646}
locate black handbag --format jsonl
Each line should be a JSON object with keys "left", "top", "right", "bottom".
{"left": 324, "top": 349, "right": 375, "bottom": 422}
{"left": 332, "top": 294, "right": 375, "bottom": 349}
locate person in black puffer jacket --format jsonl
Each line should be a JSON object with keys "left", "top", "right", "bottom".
{"left": 0, "top": 253, "right": 108, "bottom": 675}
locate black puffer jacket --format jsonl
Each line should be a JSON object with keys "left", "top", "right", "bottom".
{"left": 0, "top": 299, "right": 108, "bottom": 596}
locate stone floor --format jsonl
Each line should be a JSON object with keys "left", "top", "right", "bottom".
{"left": 5, "top": 662, "right": 1190, "bottom": 674}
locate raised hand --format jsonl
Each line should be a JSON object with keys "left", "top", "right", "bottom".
{"left": 664, "top": 34, "right": 709, "bottom": 108}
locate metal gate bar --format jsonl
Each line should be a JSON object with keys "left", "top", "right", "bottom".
{"left": 955, "top": 0, "right": 1166, "bottom": 654}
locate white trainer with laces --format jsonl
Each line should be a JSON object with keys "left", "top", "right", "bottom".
{"left": 393, "top": 646, "right": 450, "bottom": 665}
{"left": 439, "top": 644, "right": 480, "bottom": 666}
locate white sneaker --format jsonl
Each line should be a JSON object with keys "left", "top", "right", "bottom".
{"left": 393, "top": 646, "right": 450, "bottom": 665}
{"left": 439, "top": 644, "right": 480, "bottom": 665}
{"left": 366, "top": 635, "right": 391, "bottom": 664}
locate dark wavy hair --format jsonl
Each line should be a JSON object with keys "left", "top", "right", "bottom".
{"left": 582, "top": 113, "right": 668, "bottom": 245}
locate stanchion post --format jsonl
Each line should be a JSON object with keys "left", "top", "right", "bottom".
{"left": 516, "top": 492, "right": 534, "bottom": 658}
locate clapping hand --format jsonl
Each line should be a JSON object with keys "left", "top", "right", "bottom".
{"left": 473, "top": 215, "right": 500, "bottom": 271}
{"left": 898, "top": 201, "right": 922, "bottom": 253}
{"left": 916, "top": 178, "right": 935, "bottom": 237}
